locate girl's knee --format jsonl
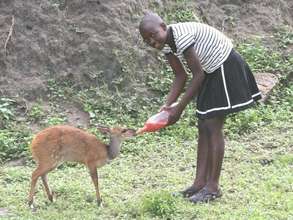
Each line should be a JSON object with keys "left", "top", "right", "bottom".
{"left": 198, "top": 120, "right": 213, "bottom": 137}
{"left": 198, "top": 117, "right": 224, "bottom": 136}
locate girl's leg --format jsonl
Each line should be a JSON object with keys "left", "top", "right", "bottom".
{"left": 194, "top": 118, "right": 211, "bottom": 188}
{"left": 188, "top": 116, "right": 225, "bottom": 202}
{"left": 205, "top": 116, "right": 225, "bottom": 192}
{"left": 181, "top": 118, "right": 209, "bottom": 197}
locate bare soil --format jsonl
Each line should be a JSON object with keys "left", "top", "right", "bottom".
{"left": 0, "top": 0, "right": 292, "bottom": 127}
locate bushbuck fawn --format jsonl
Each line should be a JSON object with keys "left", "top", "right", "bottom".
{"left": 28, "top": 125, "right": 136, "bottom": 209}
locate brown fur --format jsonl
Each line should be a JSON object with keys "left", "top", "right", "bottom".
{"left": 28, "top": 125, "right": 135, "bottom": 209}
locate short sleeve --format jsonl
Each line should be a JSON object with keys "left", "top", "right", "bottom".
{"left": 175, "top": 33, "right": 195, "bottom": 54}
{"left": 162, "top": 45, "right": 172, "bottom": 55}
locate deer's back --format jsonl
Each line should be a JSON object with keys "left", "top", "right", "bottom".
{"left": 31, "top": 125, "right": 107, "bottom": 164}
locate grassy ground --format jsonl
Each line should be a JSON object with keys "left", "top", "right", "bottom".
{"left": 0, "top": 98, "right": 292, "bottom": 219}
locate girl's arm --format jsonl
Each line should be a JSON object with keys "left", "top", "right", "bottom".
{"left": 164, "top": 53, "right": 188, "bottom": 106}
{"left": 178, "top": 45, "right": 205, "bottom": 111}
{"left": 167, "top": 45, "right": 205, "bottom": 124}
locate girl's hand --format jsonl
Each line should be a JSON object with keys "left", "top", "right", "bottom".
{"left": 164, "top": 105, "right": 183, "bottom": 125}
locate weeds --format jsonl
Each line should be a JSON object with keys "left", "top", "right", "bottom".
{"left": 46, "top": 116, "right": 66, "bottom": 126}
{"left": 28, "top": 103, "right": 45, "bottom": 122}
{"left": 0, "top": 129, "right": 31, "bottom": 163}
{"left": 0, "top": 98, "right": 15, "bottom": 122}
{"left": 141, "top": 191, "right": 178, "bottom": 218}
{"left": 273, "top": 26, "right": 293, "bottom": 49}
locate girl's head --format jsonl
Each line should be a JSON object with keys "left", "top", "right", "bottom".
{"left": 139, "top": 12, "right": 168, "bottom": 50}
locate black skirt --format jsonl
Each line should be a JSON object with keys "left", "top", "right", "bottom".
{"left": 196, "top": 49, "right": 262, "bottom": 119}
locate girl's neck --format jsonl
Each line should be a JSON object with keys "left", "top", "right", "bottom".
{"left": 165, "top": 27, "right": 172, "bottom": 45}
{"left": 165, "top": 27, "right": 176, "bottom": 53}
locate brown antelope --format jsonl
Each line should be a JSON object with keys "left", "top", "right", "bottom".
{"left": 28, "top": 125, "right": 136, "bottom": 209}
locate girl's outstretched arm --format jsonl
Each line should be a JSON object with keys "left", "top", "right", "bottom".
{"left": 179, "top": 45, "right": 205, "bottom": 109}
{"left": 167, "top": 45, "right": 205, "bottom": 124}
{"left": 164, "top": 53, "right": 188, "bottom": 107}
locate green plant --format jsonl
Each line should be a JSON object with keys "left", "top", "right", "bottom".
{"left": 141, "top": 191, "right": 178, "bottom": 218}
{"left": 0, "top": 129, "right": 31, "bottom": 163}
{"left": 157, "top": 0, "right": 200, "bottom": 23}
{"left": 28, "top": 103, "right": 45, "bottom": 121}
{"left": 165, "top": 8, "right": 198, "bottom": 23}
{"left": 225, "top": 108, "right": 264, "bottom": 137}
{"left": 0, "top": 98, "right": 15, "bottom": 121}
{"left": 47, "top": 79, "right": 74, "bottom": 101}
{"left": 237, "top": 40, "right": 282, "bottom": 72}
{"left": 46, "top": 116, "right": 66, "bottom": 126}
{"left": 146, "top": 68, "right": 173, "bottom": 95}
{"left": 273, "top": 26, "right": 293, "bottom": 49}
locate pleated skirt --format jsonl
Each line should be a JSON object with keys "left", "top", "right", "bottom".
{"left": 196, "top": 49, "right": 262, "bottom": 119}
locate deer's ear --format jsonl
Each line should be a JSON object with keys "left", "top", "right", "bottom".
{"left": 96, "top": 125, "right": 110, "bottom": 134}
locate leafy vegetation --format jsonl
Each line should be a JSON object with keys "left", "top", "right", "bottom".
{"left": 0, "top": 128, "right": 31, "bottom": 163}
{"left": 28, "top": 103, "right": 45, "bottom": 122}
{"left": 236, "top": 39, "right": 292, "bottom": 73}
{"left": 0, "top": 98, "right": 15, "bottom": 127}
{"left": 273, "top": 26, "right": 293, "bottom": 49}
{"left": 141, "top": 191, "right": 178, "bottom": 218}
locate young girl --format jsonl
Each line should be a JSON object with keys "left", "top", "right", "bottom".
{"left": 139, "top": 12, "right": 261, "bottom": 203}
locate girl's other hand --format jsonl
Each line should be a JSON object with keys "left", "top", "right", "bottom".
{"left": 159, "top": 104, "right": 168, "bottom": 112}
{"left": 159, "top": 102, "right": 178, "bottom": 112}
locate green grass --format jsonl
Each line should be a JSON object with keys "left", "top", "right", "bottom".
{"left": 0, "top": 115, "right": 292, "bottom": 219}
{"left": 0, "top": 80, "right": 292, "bottom": 219}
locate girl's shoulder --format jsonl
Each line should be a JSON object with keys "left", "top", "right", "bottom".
{"left": 170, "top": 22, "right": 209, "bottom": 36}
{"left": 170, "top": 22, "right": 207, "bottom": 28}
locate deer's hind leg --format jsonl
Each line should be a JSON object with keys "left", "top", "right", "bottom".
{"left": 41, "top": 173, "right": 53, "bottom": 202}
{"left": 28, "top": 162, "right": 57, "bottom": 209}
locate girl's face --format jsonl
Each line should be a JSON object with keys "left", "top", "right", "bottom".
{"left": 140, "top": 23, "right": 167, "bottom": 50}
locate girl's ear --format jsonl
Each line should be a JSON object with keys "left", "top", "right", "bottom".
{"left": 161, "top": 22, "right": 167, "bottom": 30}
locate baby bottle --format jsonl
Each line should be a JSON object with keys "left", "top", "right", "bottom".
{"left": 136, "top": 102, "right": 178, "bottom": 134}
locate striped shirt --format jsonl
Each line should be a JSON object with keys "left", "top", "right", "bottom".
{"left": 162, "top": 22, "right": 233, "bottom": 73}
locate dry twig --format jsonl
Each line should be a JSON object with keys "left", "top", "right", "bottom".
{"left": 4, "top": 15, "right": 15, "bottom": 56}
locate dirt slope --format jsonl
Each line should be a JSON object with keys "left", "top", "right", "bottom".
{"left": 0, "top": 0, "right": 292, "bottom": 100}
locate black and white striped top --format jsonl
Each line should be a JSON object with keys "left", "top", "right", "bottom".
{"left": 162, "top": 22, "right": 233, "bottom": 73}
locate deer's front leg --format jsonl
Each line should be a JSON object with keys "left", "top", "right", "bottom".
{"left": 88, "top": 165, "right": 102, "bottom": 206}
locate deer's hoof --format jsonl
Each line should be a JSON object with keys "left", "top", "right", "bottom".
{"left": 96, "top": 198, "right": 102, "bottom": 207}
{"left": 28, "top": 202, "right": 37, "bottom": 212}
{"left": 48, "top": 195, "right": 53, "bottom": 202}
